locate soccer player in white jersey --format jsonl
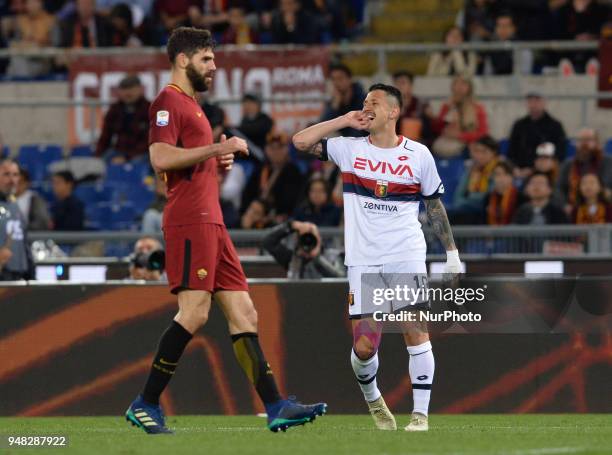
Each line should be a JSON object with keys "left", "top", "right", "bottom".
{"left": 292, "top": 83, "right": 462, "bottom": 432}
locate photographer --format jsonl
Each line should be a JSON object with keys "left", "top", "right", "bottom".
{"left": 0, "top": 159, "right": 34, "bottom": 281}
{"left": 128, "top": 236, "right": 165, "bottom": 281}
{"left": 262, "top": 220, "right": 345, "bottom": 279}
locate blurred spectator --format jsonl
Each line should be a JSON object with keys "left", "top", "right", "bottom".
{"left": 427, "top": 26, "right": 477, "bottom": 77}
{"left": 262, "top": 220, "right": 345, "bottom": 278}
{"left": 51, "top": 171, "right": 84, "bottom": 231}
{"left": 293, "top": 177, "right": 341, "bottom": 226}
{"left": 95, "top": 0, "right": 153, "bottom": 19}
{"left": 200, "top": 95, "right": 225, "bottom": 141}
{"left": 0, "top": 159, "right": 33, "bottom": 280}
{"left": 55, "top": 0, "right": 112, "bottom": 47}
{"left": 533, "top": 142, "right": 560, "bottom": 187}
{"left": 552, "top": 0, "right": 610, "bottom": 72}
{"left": 15, "top": 167, "right": 51, "bottom": 230}
{"left": 320, "top": 63, "right": 366, "bottom": 137}
{"left": 241, "top": 132, "right": 305, "bottom": 220}
{"left": 484, "top": 12, "right": 517, "bottom": 75}
{"left": 484, "top": 160, "right": 522, "bottom": 225}
{"left": 155, "top": 0, "right": 195, "bottom": 36}
{"left": 129, "top": 235, "right": 164, "bottom": 280}
{"left": 241, "top": 198, "right": 271, "bottom": 229}
{"left": 141, "top": 174, "right": 166, "bottom": 234}
{"left": 12, "top": 0, "right": 55, "bottom": 47}
{"left": 269, "top": 0, "right": 319, "bottom": 44}
{"left": 557, "top": 128, "right": 612, "bottom": 209}
{"left": 432, "top": 75, "right": 488, "bottom": 158}
{"left": 6, "top": 0, "right": 56, "bottom": 77}
{"left": 220, "top": 162, "right": 247, "bottom": 213}
{"left": 513, "top": 172, "right": 568, "bottom": 224}
{"left": 507, "top": 92, "right": 566, "bottom": 177}
{"left": 572, "top": 173, "right": 612, "bottom": 223}
{"left": 310, "top": 159, "right": 343, "bottom": 207}
{"left": 217, "top": 167, "right": 240, "bottom": 228}
{"left": 451, "top": 135, "right": 499, "bottom": 223}
{"left": 238, "top": 93, "right": 273, "bottom": 150}
{"left": 460, "top": 0, "right": 500, "bottom": 42}
{"left": 96, "top": 75, "right": 150, "bottom": 163}
{"left": 392, "top": 71, "right": 432, "bottom": 142}
{"left": 221, "top": 4, "right": 258, "bottom": 44}
{"left": 187, "top": 0, "right": 229, "bottom": 34}
{"left": 108, "top": 3, "right": 141, "bottom": 46}
{"left": 307, "top": 0, "right": 346, "bottom": 43}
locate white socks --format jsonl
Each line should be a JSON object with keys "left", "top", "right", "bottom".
{"left": 350, "top": 349, "right": 382, "bottom": 403}
{"left": 407, "top": 341, "right": 435, "bottom": 416}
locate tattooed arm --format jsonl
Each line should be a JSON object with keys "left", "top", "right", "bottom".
{"left": 424, "top": 198, "right": 461, "bottom": 274}
{"left": 424, "top": 198, "right": 456, "bottom": 251}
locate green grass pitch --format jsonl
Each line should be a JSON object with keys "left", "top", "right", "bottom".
{"left": 1, "top": 415, "right": 611, "bottom": 454}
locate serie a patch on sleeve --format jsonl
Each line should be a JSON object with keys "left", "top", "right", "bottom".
{"left": 156, "top": 110, "right": 169, "bottom": 126}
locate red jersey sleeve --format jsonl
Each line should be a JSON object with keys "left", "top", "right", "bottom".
{"left": 149, "top": 90, "right": 182, "bottom": 146}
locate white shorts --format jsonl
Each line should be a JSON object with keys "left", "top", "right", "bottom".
{"left": 347, "top": 260, "right": 429, "bottom": 319}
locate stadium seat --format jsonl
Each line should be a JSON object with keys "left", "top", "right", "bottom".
{"left": 71, "top": 145, "right": 94, "bottom": 157}
{"left": 498, "top": 138, "right": 509, "bottom": 156}
{"left": 605, "top": 138, "right": 612, "bottom": 155}
{"left": 1, "top": 145, "right": 8, "bottom": 159}
{"left": 565, "top": 139, "right": 576, "bottom": 158}
{"left": 74, "top": 182, "right": 114, "bottom": 206}
{"left": 435, "top": 157, "right": 465, "bottom": 208}
{"left": 17, "top": 144, "right": 63, "bottom": 182}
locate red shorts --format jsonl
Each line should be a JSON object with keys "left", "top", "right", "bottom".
{"left": 163, "top": 223, "right": 248, "bottom": 294}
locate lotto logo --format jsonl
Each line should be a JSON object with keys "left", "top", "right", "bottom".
{"left": 156, "top": 110, "right": 169, "bottom": 126}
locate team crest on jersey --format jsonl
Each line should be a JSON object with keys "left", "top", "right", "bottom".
{"left": 375, "top": 180, "right": 388, "bottom": 198}
{"left": 156, "top": 110, "right": 169, "bottom": 126}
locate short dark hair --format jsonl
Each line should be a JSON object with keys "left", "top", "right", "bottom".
{"left": 53, "top": 170, "right": 76, "bottom": 185}
{"left": 167, "top": 27, "right": 215, "bottom": 64}
{"left": 496, "top": 11, "right": 515, "bottom": 24}
{"left": 526, "top": 171, "right": 552, "bottom": 188}
{"left": 329, "top": 63, "right": 352, "bottom": 78}
{"left": 18, "top": 167, "right": 30, "bottom": 182}
{"left": 368, "top": 83, "right": 403, "bottom": 111}
{"left": 475, "top": 135, "right": 499, "bottom": 154}
{"left": 494, "top": 160, "right": 514, "bottom": 175}
{"left": 392, "top": 70, "right": 414, "bottom": 83}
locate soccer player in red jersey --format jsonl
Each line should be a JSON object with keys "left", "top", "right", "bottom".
{"left": 125, "top": 27, "right": 326, "bottom": 434}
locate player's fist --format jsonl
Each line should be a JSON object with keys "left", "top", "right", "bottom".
{"left": 220, "top": 135, "right": 249, "bottom": 157}
{"left": 343, "top": 110, "right": 370, "bottom": 130}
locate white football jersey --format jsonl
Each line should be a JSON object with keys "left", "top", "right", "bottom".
{"left": 323, "top": 135, "right": 444, "bottom": 266}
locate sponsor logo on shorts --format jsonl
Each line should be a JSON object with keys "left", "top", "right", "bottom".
{"left": 196, "top": 268, "right": 208, "bottom": 280}
{"left": 156, "top": 110, "right": 169, "bottom": 126}
{"left": 348, "top": 291, "right": 355, "bottom": 306}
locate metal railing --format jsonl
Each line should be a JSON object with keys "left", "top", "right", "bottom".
{"left": 28, "top": 224, "right": 612, "bottom": 258}
{"left": 0, "top": 39, "right": 601, "bottom": 74}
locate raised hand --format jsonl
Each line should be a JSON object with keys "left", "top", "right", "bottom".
{"left": 343, "top": 110, "right": 371, "bottom": 131}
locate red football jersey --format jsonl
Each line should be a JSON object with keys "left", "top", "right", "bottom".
{"left": 149, "top": 84, "right": 223, "bottom": 227}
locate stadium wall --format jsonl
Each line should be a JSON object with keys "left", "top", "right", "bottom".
{"left": 1, "top": 282, "right": 610, "bottom": 416}
{"left": 1, "top": 75, "right": 611, "bottom": 150}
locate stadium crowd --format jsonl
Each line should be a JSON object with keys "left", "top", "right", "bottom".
{"left": 1, "top": 66, "right": 611, "bottom": 238}
{"left": 0, "top": 0, "right": 366, "bottom": 77}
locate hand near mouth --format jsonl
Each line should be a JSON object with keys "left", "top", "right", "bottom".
{"left": 343, "top": 110, "right": 371, "bottom": 130}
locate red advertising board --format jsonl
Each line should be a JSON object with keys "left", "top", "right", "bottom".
{"left": 68, "top": 48, "right": 330, "bottom": 145}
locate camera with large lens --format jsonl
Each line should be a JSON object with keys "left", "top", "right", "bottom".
{"left": 131, "top": 249, "right": 165, "bottom": 272}
{"left": 297, "top": 232, "right": 318, "bottom": 253}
